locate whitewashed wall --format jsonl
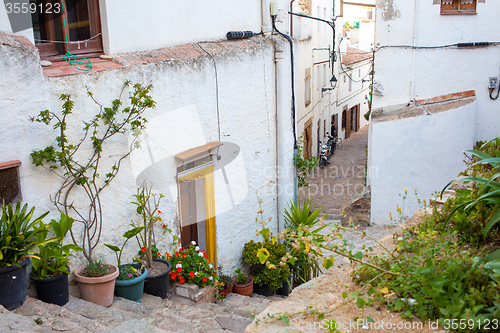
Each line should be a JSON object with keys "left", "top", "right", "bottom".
{"left": 368, "top": 100, "right": 476, "bottom": 225}
{"left": 0, "top": 34, "right": 295, "bottom": 275}
{"left": 373, "top": 0, "right": 500, "bottom": 141}
{"left": 368, "top": 0, "right": 500, "bottom": 224}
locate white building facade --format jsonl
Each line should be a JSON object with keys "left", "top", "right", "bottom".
{"left": 0, "top": 0, "right": 297, "bottom": 274}
{"left": 292, "top": 0, "right": 373, "bottom": 160}
{"left": 368, "top": 0, "right": 500, "bottom": 224}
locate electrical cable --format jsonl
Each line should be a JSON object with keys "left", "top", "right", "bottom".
{"left": 60, "top": 0, "right": 92, "bottom": 71}
{"left": 272, "top": 15, "right": 297, "bottom": 148}
{"left": 489, "top": 87, "right": 500, "bottom": 100}
{"left": 197, "top": 43, "right": 222, "bottom": 147}
{"left": 337, "top": 38, "right": 373, "bottom": 83}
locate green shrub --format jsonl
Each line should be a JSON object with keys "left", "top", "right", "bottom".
{"left": 242, "top": 240, "right": 290, "bottom": 291}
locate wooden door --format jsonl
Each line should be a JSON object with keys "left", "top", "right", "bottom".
{"left": 179, "top": 180, "right": 198, "bottom": 248}
{"left": 345, "top": 108, "right": 352, "bottom": 139}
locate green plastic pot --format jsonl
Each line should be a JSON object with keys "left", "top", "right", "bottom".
{"left": 114, "top": 264, "right": 148, "bottom": 302}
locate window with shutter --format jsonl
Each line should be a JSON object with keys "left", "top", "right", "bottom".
{"left": 440, "top": 0, "right": 477, "bottom": 14}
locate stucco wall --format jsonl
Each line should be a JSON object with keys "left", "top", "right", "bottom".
{"left": 373, "top": 0, "right": 500, "bottom": 141}
{"left": 368, "top": 97, "right": 476, "bottom": 225}
{"left": 0, "top": 33, "right": 295, "bottom": 275}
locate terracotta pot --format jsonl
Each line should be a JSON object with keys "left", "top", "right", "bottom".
{"left": 232, "top": 275, "right": 253, "bottom": 296}
{"left": 219, "top": 283, "right": 233, "bottom": 298}
{"left": 74, "top": 263, "right": 119, "bottom": 307}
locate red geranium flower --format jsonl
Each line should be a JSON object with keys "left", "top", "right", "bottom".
{"left": 141, "top": 247, "right": 145, "bottom": 252}
{"left": 189, "top": 271, "right": 195, "bottom": 277}
{"left": 202, "top": 277, "right": 207, "bottom": 282}
{"left": 176, "top": 267, "right": 182, "bottom": 272}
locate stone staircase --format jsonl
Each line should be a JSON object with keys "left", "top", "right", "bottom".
{"left": 0, "top": 292, "right": 284, "bottom": 333}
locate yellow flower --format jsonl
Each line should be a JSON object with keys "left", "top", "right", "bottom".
{"left": 405, "top": 189, "right": 407, "bottom": 195}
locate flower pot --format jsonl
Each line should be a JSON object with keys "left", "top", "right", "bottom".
{"left": 74, "top": 263, "right": 119, "bottom": 307}
{"left": 277, "top": 280, "right": 291, "bottom": 296}
{"left": 143, "top": 259, "right": 171, "bottom": 299}
{"left": 30, "top": 271, "right": 69, "bottom": 306}
{"left": 114, "top": 264, "right": 148, "bottom": 303}
{"left": 219, "top": 283, "right": 233, "bottom": 299}
{"left": 253, "top": 282, "right": 274, "bottom": 296}
{"left": 0, "top": 257, "right": 30, "bottom": 310}
{"left": 233, "top": 275, "right": 254, "bottom": 296}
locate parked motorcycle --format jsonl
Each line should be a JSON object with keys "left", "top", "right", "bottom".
{"left": 318, "top": 141, "right": 329, "bottom": 168}
{"left": 325, "top": 132, "right": 336, "bottom": 156}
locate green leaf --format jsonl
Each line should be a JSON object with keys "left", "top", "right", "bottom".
{"left": 483, "top": 210, "right": 500, "bottom": 237}
{"left": 366, "top": 316, "right": 375, "bottom": 323}
{"left": 484, "top": 249, "right": 500, "bottom": 263}
{"left": 356, "top": 297, "right": 365, "bottom": 309}
{"left": 367, "top": 286, "right": 376, "bottom": 296}
{"left": 342, "top": 292, "right": 348, "bottom": 299}
{"left": 353, "top": 251, "right": 363, "bottom": 260}
{"left": 395, "top": 299, "right": 405, "bottom": 311}
{"left": 123, "top": 226, "right": 145, "bottom": 239}
{"left": 104, "top": 244, "right": 120, "bottom": 252}
{"left": 323, "top": 258, "right": 335, "bottom": 270}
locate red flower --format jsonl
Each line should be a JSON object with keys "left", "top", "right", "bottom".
{"left": 141, "top": 247, "right": 145, "bottom": 252}
{"left": 158, "top": 210, "right": 162, "bottom": 214}
{"left": 181, "top": 254, "right": 187, "bottom": 258}
{"left": 175, "top": 252, "right": 180, "bottom": 257}
{"left": 202, "top": 277, "right": 207, "bottom": 282}
{"left": 179, "top": 248, "right": 184, "bottom": 252}
{"left": 179, "top": 278, "right": 185, "bottom": 284}
{"left": 176, "top": 267, "right": 182, "bottom": 272}
{"left": 204, "top": 255, "right": 208, "bottom": 259}
{"left": 162, "top": 224, "right": 167, "bottom": 229}
{"left": 189, "top": 271, "right": 195, "bottom": 277}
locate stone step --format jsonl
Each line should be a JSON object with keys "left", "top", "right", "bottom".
{"left": 1, "top": 290, "right": 282, "bottom": 333}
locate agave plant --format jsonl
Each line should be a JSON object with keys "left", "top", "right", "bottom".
{"left": 0, "top": 201, "right": 52, "bottom": 268}
{"left": 441, "top": 137, "right": 500, "bottom": 237}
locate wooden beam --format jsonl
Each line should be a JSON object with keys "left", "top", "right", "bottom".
{"left": 175, "top": 142, "right": 223, "bottom": 161}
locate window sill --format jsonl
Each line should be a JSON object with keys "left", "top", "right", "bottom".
{"left": 440, "top": 10, "right": 477, "bottom": 15}
{"left": 42, "top": 58, "right": 123, "bottom": 77}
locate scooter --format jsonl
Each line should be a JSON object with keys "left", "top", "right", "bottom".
{"left": 318, "top": 141, "right": 329, "bottom": 168}
{"left": 325, "top": 132, "right": 336, "bottom": 157}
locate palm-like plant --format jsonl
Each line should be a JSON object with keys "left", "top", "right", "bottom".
{"left": 283, "top": 198, "right": 328, "bottom": 285}
{"left": 441, "top": 138, "right": 500, "bottom": 237}
{"left": 0, "top": 201, "right": 51, "bottom": 267}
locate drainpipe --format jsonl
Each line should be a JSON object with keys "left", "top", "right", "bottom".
{"left": 409, "top": 0, "right": 418, "bottom": 102}
{"left": 290, "top": 0, "right": 295, "bottom": 37}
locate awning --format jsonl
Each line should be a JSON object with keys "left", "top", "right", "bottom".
{"left": 174, "top": 141, "right": 223, "bottom": 162}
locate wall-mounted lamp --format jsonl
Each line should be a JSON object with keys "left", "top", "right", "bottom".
{"left": 322, "top": 75, "right": 338, "bottom": 92}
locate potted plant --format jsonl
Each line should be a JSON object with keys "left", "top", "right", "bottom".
{"left": 0, "top": 201, "right": 50, "bottom": 310}
{"left": 242, "top": 240, "right": 290, "bottom": 296}
{"left": 132, "top": 183, "right": 174, "bottom": 298}
{"left": 74, "top": 259, "right": 119, "bottom": 307}
{"left": 217, "top": 274, "right": 233, "bottom": 299}
{"left": 30, "top": 213, "right": 82, "bottom": 306}
{"left": 105, "top": 226, "right": 148, "bottom": 302}
{"left": 232, "top": 269, "right": 253, "bottom": 296}
{"left": 166, "top": 241, "right": 217, "bottom": 288}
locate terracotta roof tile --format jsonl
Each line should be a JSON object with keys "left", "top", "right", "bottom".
{"left": 342, "top": 47, "right": 372, "bottom": 66}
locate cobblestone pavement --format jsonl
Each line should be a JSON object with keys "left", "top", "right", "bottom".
{"left": 298, "top": 125, "right": 400, "bottom": 270}
{"left": 299, "top": 126, "right": 369, "bottom": 221}
{"left": 0, "top": 292, "right": 285, "bottom": 333}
